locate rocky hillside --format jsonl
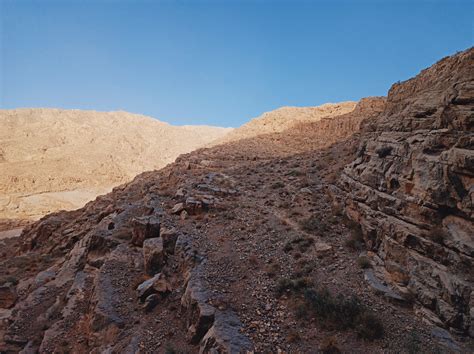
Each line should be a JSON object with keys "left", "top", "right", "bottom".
{"left": 212, "top": 101, "right": 357, "bottom": 145}
{"left": 340, "top": 48, "right": 473, "bottom": 337}
{"left": 0, "top": 109, "right": 231, "bottom": 220}
{"left": 0, "top": 49, "right": 472, "bottom": 353}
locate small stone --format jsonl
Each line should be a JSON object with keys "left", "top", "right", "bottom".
{"left": 143, "top": 294, "right": 160, "bottom": 312}
{"left": 175, "top": 188, "right": 186, "bottom": 198}
{"left": 131, "top": 216, "right": 160, "bottom": 247}
{"left": 314, "top": 242, "right": 332, "bottom": 256}
{"left": 171, "top": 203, "right": 185, "bottom": 214}
{"left": 185, "top": 197, "right": 203, "bottom": 214}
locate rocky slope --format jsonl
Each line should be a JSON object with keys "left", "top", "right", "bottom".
{"left": 340, "top": 48, "right": 474, "bottom": 337}
{"left": 0, "top": 49, "right": 472, "bottom": 353}
{"left": 0, "top": 109, "right": 232, "bottom": 221}
{"left": 212, "top": 101, "right": 357, "bottom": 145}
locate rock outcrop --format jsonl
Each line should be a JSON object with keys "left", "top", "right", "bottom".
{"left": 341, "top": 48, "right": 474, "bottom": 336}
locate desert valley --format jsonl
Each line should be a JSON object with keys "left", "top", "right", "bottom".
{"left": 0, "top": 48, "right": 472, "bottom": 353}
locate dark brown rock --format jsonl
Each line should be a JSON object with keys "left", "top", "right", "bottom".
{"left": 143, "top": 237, "right": 165, "bottom": 275}
{"left": 131, "top": 215, "right": 160, "bottom": 246}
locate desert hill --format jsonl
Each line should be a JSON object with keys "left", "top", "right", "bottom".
{"left": 0, "top": 109, "right": 232, "bottom": 220}
{"left": 212, "top": 101, "right": 357, "bottom": 145}
{"left": 0, "top": 48, "right": 472, "bottom": 353}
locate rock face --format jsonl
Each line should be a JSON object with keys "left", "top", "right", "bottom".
{"left": 341, "top": 48, "right": 474, "bottom": 335}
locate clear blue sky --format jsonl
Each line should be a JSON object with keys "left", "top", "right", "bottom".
{"left": 0, "top": 0, "right": 472, "bottom": 127}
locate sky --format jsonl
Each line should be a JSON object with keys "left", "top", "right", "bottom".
{"left": 0, "top": 0, "right": 472, "bottom": 127}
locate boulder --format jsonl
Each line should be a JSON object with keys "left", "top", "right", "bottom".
{"left": 143, "top": 237, "right": 165, "bottom": 275}
{"left": 181, "top": 270, "right": 215, "bottom": 344}
{"left": 131, "top": 216, "right": 160, "bottom": 246}
{"left": 185, "top": 197, "right": 203, "bottom": 214}
{"left": 160, "top": 227, "right": 179, "bottom": 254}
{"left": 199, "top": 310, "right": 253, "bottom": 353}
{"left": 136, "top": 273, "right": 171, "bottom": 301}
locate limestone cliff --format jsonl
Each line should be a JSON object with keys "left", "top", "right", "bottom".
{"left": 340, "top": 48, "right": 473, "bottom": 335}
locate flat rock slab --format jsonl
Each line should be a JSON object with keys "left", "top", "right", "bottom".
{"left": 200, "top": 310, "right": 253, "bottom": 353}
{"left": 0, "top": 228, "right": 23, "bottom": 240}
{"left": 364, "top": 269, "right": 405, "bottom": 302}
{"left": 431, "top": 327, "right": 461, "bottom": 352}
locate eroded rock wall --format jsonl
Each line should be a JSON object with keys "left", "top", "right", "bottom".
{"left": 341, "top": 48, "right": 474, "bottom": 335}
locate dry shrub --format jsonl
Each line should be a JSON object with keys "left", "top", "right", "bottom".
{"left": 320, "top": 335, "right": 341, "bottom": 354}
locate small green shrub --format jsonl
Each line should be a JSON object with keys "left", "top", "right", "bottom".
{"left": 301, "top": 288, "right": 383, "bottom": 340}
{"left": 283, "top": 236, "right": 314, "bottom": 253}
{"left": 271, "top": 181, "right": 285, "bottom": 189}
{"left": 164, "top": 346, "right": 176, "bottom": 354}
{"left": 276, "top": 277, "right": 312, "bottom": 296}
{"left": 288, "top": 169, "right": 304, "bottom": 177}
{"left": 404, "top": 332, "right": 421, "bottom": 354}
{"left": 355, "top": 312, "right": 384, "bottom": 340}
{"left": 303, "top": 288, "right": 363, "bottom": 329}
{"left": 357, "top": 256, "right": 372, "bottom": 269}
{"left": 300, "top": 216, "right": 320, "bottom": 233}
